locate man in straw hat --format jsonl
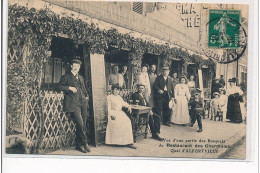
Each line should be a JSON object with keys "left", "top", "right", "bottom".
{"left": 131, "top": 83, "right": 163, "bottom": 141}
{"left": 153, "top": 66, "right": 174, "bottom": 127}
{"left": 57, "top": 57, "right": 91, "bottom": 153}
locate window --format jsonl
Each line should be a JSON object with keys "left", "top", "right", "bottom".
{"left": 133, "top": 2, "right": 143, "bottom": 14}
{"left": 41, "top": 36, "right": 82, "bottom": 90}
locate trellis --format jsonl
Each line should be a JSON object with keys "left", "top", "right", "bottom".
{"left": 24, "top": 89, "right": 76, "bottom": 153}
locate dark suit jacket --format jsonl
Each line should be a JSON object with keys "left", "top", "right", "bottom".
{"left": 153, "top": 75, "right": 174, "bottom": 99}
{"left": 131, "top": 92, "right": 150, "bottom": 107}
{"left": 56, "top": 72, "right": 88, "bottom": 112}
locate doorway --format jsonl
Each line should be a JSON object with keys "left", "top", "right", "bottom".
{"left": 105, "top": 47, "right": 131, "bottom": 89}
{"left": 170, "top": 60, "right": 182, "bottom": 78}
{"left": 187, "top": 64, "right": 199, "bottom": 88}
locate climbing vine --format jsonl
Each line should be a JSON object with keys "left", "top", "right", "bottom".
{"left": 7, "top": 4, "right": 215, "bottom": 134}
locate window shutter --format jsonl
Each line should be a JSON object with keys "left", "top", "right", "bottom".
{"left": 133, "top": 2, "right": 143, "bottom": 14}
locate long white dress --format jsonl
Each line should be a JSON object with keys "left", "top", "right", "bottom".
{"left": 171, "top": 84, "right": 191, "bottom": 124}
{"left": 137, "top": 72, "right": 151, "bottom": 100}
{"left": 105, "top": 94, "right": 133, "bottom": 145}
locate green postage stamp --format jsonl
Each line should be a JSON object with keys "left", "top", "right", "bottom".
{"left": 208, "top": 10, "right": 240, "bottom": 48}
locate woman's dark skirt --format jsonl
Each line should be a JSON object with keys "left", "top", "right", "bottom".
{"left": 226, "top": 93, "right": 242, "bottom": 123}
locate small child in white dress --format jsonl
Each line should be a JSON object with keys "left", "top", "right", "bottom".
{"left": 210, "top": 92, "right": 220, "bottom": 120}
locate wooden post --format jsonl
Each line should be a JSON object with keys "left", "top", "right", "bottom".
{"left": 89, "top": 54, "right": 108, "bottom": 146}
{"left": 198, "top": 69, "right": 204, "bottom": 98}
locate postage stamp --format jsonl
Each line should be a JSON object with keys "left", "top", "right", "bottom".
{"left": 208, "top": 10, "right": 240, "bottom": 48}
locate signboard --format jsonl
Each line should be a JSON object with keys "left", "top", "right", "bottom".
{"left": 90, "top": 54, "right": 108, "bottom": 146}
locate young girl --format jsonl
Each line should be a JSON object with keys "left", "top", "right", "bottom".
{"left": 210, "top": 92, "right": 220, "bottom": 120}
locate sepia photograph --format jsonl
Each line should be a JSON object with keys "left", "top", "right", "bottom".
{"left": 5, "top": 0, "right": 249, "bottom": 160}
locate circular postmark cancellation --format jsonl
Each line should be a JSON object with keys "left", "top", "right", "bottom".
{"left": 205, "top": 9, "right": 247, "bottom": 64}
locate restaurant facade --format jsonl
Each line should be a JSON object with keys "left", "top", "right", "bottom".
{"left": 6, "top": 0, "right": 216, "bottom": 153}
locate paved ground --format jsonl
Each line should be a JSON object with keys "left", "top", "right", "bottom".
{"left": 221, "top": 136, "right": 246, "bottom": 159}
{"left": 49, "top": 118, "right": 246, "bottom": 159}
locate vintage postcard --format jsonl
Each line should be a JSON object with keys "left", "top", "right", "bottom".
{"left": 5, "top": 0, "right": 249, "bottom": 159}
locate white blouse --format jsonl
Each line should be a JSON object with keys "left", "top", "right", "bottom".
{"left": 174, "top": 84, "right": 191, "bottom": 100}
{"left": 137, "top": 72, "right": 151, "bottom": 96}
{"left": 226, "top": 86, "right": 243, "bottom": 96}
{"left": 107, "top": 95, "right": 129, "bottom": 117}
{"left": 187, "top": 80, "right": 195, "bottom": 88}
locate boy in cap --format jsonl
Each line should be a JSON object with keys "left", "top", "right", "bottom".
{"left": 57, "top": 57, "right": 91, "bottom": 153}
{"left": 189, "top": 88, "right": 204, "bottom": 132}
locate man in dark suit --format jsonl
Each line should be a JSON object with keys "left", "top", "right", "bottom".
{"left": 211, "top": 77, "right": 223, "bottom": 98}
{"left": 57, "top": 58, "right": 91, "bottom": 153}
{"left": 153, "top": 66, "right": 174, "bottom": 126}
{"left": 219, "top": 75, "right": 226, "bottom": 87}
{"left": 131, "top": 84, "right": 163, "bottom": 141}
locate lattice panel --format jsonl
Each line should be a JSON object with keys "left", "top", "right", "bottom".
{"left": 39, "top": 91, "right": 76, "bottom": 152}
{"left": 24, "top": 89, "right": 41, "bottom": 149}
{"left": 24, "top": 90, "right": 76, "bottom": 152}
{"left": 120, "top": 89, "right": 134, "bottom": 103}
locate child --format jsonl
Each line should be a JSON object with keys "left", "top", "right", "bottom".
{"left": 189, "top": 88, "right": 204, "bottom": 132}
{"left": 219, "top": 88, "right": 228, "bottom": 121}
{"left": 210, "top": 92, "right": 220, "bottom": 120}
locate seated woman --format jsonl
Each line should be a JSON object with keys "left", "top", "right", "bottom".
{"left": 105, "top": 84, "right": 136, "bottom": 149}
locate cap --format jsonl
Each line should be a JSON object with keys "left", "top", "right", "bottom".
{"left": 196, "top": 88, "right": 202, "bottom": 93}
{"left": 213, "top": 92, "right": 220, "bottom": 96}
{"left": 162, "top": 66, "right": 170, "bottom": 70}
{"left": 228, "top": 78, "right": 237, "bottom": 83}
{"left": 136, "top": 83, "right": 146, "bottom": 87}
{"left": 71, "top": 57, "right": 82, "bottom": 65}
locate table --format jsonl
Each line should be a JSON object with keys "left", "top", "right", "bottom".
{"left": 130, "top": 105, "right": 152, "bottom": 143}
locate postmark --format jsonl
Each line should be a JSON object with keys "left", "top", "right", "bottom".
{"left": 204, "top": 9, "right": 247, "bottom": 64}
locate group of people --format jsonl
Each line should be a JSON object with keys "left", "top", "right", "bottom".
{"left": 57, "top": 59, "right": 245, "bottom": 153}
{"left": 107, "top": 65, "right": 128, "bottom": 90}
{"left": 105, "top": 64, "right": 202, "bottom": 149}
{"left": 136, "top": 64, "right": 198, "bottom": 127}
{"left": 210, "top": 77, "right": 245, "bottom": 123}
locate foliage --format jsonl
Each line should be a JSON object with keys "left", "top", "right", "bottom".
{"left": 7, "top": 4, "right": 215, "bottom": 133}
